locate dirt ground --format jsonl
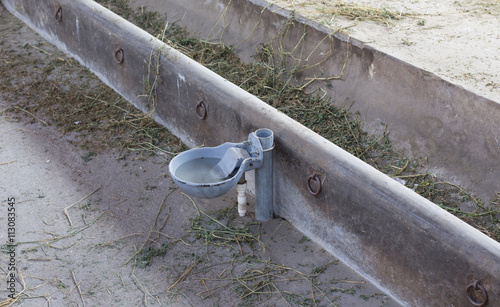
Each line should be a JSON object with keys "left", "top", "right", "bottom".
{"left": 270, "top": 0, "right": 500, "bottom": 104}
{"left": 0, "top": 4, "right": 399, "bottom": 307}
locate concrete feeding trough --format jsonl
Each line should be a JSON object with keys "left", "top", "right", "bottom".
{"left": 3, "top": 0, "right": 499, "bottom": 305}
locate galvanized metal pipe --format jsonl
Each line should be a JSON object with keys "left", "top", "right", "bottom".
{"left": 254, "top": 129, "right": 274, "bottom": 221}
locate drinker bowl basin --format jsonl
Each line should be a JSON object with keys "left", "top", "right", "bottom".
{"left": 169, "top": 132, "right": 264, "bottom": 199}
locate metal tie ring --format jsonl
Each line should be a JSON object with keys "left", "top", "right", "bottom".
{"left": 114, "top": 48, "right": 124, "bottom": 64}
{"left": 55, "top": 7, "right": 63, "bottom": 22}
{"left": 195, "top": 100, "right": 207, "bottom": 119}
{"left": 307, "top": 174, "right": 322, "bottom": 196}
{"left": 466, "top": 280, "right": 488, "bottom": 307}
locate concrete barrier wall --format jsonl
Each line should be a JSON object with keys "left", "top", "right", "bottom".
{"left": 3, "top": 0, "right": 499, "bottom": 305}
{"left": 128, "top": 0, "right": 500, "bottom": 202}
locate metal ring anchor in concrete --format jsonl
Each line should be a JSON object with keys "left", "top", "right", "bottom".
{"left": 114, "top": 48, "right": 124, "bottom": 64}
{"left": 195, "top": 100, "right": 207, "bottom": 119}
{"left": 55, "top": 7, "right": 62, "bottom": 22}
{"left": 307, "top": 174, "right": 322, "bottom": 196}
{"left": 466, "top": 280, "right": 488, "bottom": 307}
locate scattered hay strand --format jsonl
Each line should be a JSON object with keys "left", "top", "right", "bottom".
{"left": 13, "top": 106, "right": 48, "bottom": 125}
{"left": 63, "top": 186, "right": 102, "bottom": 227}
{"left": 182, "top": 193, "right": 263, "bottom": 249}
{"left": 0, "top": 269, "right": 53, "bottom": 307}
{"left": 125, "top": 189, "right": 176, "bottom": 265}
{"left": 167, "top": 262, "right": 196, "bottom": 291}
{"left": 0, "top": 160, "right": 16, "bottom": 166}
{"left": 71, "top": 271, "right": 85, "bottom": 307}
{"left": 131, "top": 257, "right": 160, "bottom": 306}
{"left": 14, "top": 212, "right": 106, "bottom": 248}
{"left": 98, "top": 233, "right": 142, "bottom": 248}
{"left": 198, "top": 260, "right": 345, "bottom": 305}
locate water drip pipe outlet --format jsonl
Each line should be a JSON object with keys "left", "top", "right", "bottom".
{"left": 237, "top": 174, "right": 247, "bottom": 217}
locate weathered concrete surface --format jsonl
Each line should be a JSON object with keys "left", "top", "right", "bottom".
{"left": 0, "top": 6, "right": 399, "bottom": 305}
{"left": 2, "top": 0, "right": 499, "bottom": 306}
{"left": 128, "top": 0, "right": 500, "bottom": 202}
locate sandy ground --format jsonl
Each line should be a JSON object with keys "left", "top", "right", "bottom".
{"left": 270, "top": 0, "right": 500, "bottom": 104}
{"left": 0, "top": 4, "right": 399, "bottom": 307}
